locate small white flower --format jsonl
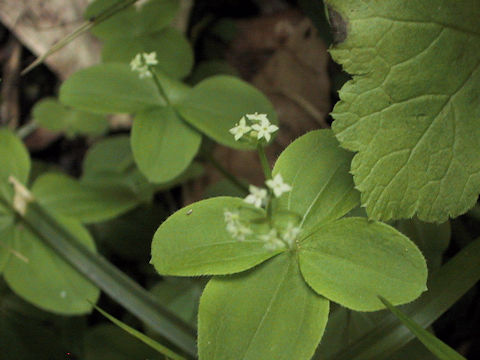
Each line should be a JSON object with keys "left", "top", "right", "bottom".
{"left": 130, "top": 52, "right": 157, "bottom": 79}
{"left": 236, "top": 224, "right": 253, "bottom": 241}
{"left": 244, "top": 185, "right": 268, "bottom": 208}
{"left": 251, "top": 117, "right": 279, "bottom": 142}
{"left": 281, "top": 222, "right": 301, "bottom": 247}
{"left": 138, "top": 68, "right": 152, "bottom": 78}
{"left": 246, "top": 112, "right": 269, "bottom": 122}
{"left": 229, "top": 116, "right": 252, "bottom": 141}
{"left": 266, "top": 173, "right": 292, "bottom": 198}
{"left": 143, "top": 52, "right": 158, "bottom": 66}
{"left": 129, "top": 53, "right": 143, "bottom": 71}
{"left": 260, "top": 229, "right": 285, "bottom": 251}
{"left": 224, "top": 209, "right": 252, "bottom": 241}
{"left": 224, "top": 209, "right": 240, "bottom": 223}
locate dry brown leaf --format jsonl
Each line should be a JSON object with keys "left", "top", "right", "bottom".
{"left": 0, "top": 0, "right": 101, "bottom": 79}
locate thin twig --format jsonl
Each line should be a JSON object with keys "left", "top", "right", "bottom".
{"left": 21, "top": 0, "right": 139, "bottom": 76}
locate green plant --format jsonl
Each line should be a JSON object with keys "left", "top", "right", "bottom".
{"left": 0, "top": 0, "right": 479, "bottom": 359}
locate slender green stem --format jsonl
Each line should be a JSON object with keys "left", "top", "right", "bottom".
{"left": 257, "top": 144, "right": 272, "bottom": 180}
{"left": 256, "top": 144, "right": 274, "bottom": 222}
{"left": 17, "top": 121, "right": 38, "bottom": 139}
{"left": 0, "top": 193, "right": 197, "bottom": 358}
{"left": 21, "top": 0, "right": 139, "bottom": 76}
{"left": 151, "top": 69, "right": 170, "bottom": 106}
{"left": 202, "top": 151, "right": 249, "bottom": 195}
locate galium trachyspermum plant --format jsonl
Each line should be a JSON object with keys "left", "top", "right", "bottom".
{"left": 150, "top": 113, "right": 428, "bottom": 360}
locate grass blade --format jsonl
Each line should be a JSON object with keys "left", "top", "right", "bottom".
{"left": 21, "top": 0, "right": 138, "bottom": 76}
{"left": 0, "top": 192, "right": 197, "bottom": 358}
{"left": 329, "top": 237, "right": 480, "bottom": 359}
{"left": 95, "top": 305, "right": 187, "bottom": 360}
{"left": 379, "top": 296, "right": 466, "bottom": 360}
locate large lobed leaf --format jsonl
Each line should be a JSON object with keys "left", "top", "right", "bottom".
{"left": 327, "top": 0, "right": 480, "bottom": 222}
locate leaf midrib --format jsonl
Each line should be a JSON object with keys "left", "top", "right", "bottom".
{"left": 240, "top": 257, "right": 292, "bottom": 359}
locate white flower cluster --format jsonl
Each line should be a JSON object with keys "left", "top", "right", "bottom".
{"left": 259, "top": 222, "right": 302, "bottom": 250}
{"left": 224, "top": 210, "right": 252, "bottom": 241}
{"left": 244, "top": 174, "right": 292, "bottom": 208}
{"left": 223, "top": 208, "right": 301, "bottom": 251}
{"left": 229, "top": 113, "right": 279, "bottom": 143}
{"left": 130, "top": 52, "right": 158, "bottom": 79}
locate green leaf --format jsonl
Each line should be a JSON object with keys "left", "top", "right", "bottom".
{"left": 82, "top": 135, "right": 203, "bottom": 201}
{"left": 0, "top": 225, "right": 15, "bottom": 274}
{"left": 389, "top": 339, "right": 439, "bottom": 360}
{"left": 3, "top": 219, "right": 100, "bottom": 315}
{"left": 0, "top": 196, "right": 14, "bottom": 231}
{"left": 102, "top": 28, "right": 194, "bottom": 79}
{"left": 86, "top": 0, "right": 179, "bottom": 40}
{"left": 198, "top": 253, "right": 329, "bottom": 360}
{"left": 152, "top": 70, "right": 192, "bottom": 105}
{"left": 379, "top": 297, "right": 466, "bottom": 360}
{"left": 0, "top": 297, "right": 67, "bottom": 360}
{"left": 83, "top": 135, "right": 135, "bottom": 176}
{"left": 0, "top": 128, "right": 30, "bottom": 184}
{"left": 19, "top": 199, "right": 196, "bottom": 356}
{"left": 151, "top": 197, "right": 280, "bottom": 276}
{"left": 176, "top": 75, "right": 277, "bottom": 150}
{"left": 188, "top": 60, "right": 239, "bottom": 85}
{"left": 132, "top": 106, "right": 201, "bottom": 183}
{"left": 299, "top": 217, "right": 427, "bottom": 311}
{"left": 81, "top": 135, "right": 158, "bottom": 202}
{"left": 85, "top": 324, "right": 164, "bottom": 360}
{"left": 92, "top": 204, "right": 166, "bottom": 261}
{"left": 204, "top": 178, "right": 248, "bottom": 199}
{"left": 327, "top": 236, "right": 480, "bottom": 360}
{"left": 150, "top": 278, "right": 202, "bottom": 328}
{"left": 95, "top": 306, "right": 186, "bottom": 360}
{"left": 327, "top": 0, "right": 480, "bottom": 222}
{"left": 32, "top": 97, "right": 108, "bottom": 137}
{"left": 315, "top": 307, "right": 387, "bottom": 359}
{"left": 32, "top": 173, "right": 139, "bottom": 223}
{"left": 59, "top": 63, "right": 164, "bottom": 114}
{"left": 272, "top": 129, "right": 359, "bottom": 232}
{"left": 395, "top": 219, "right": 450, "bottom": 271}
